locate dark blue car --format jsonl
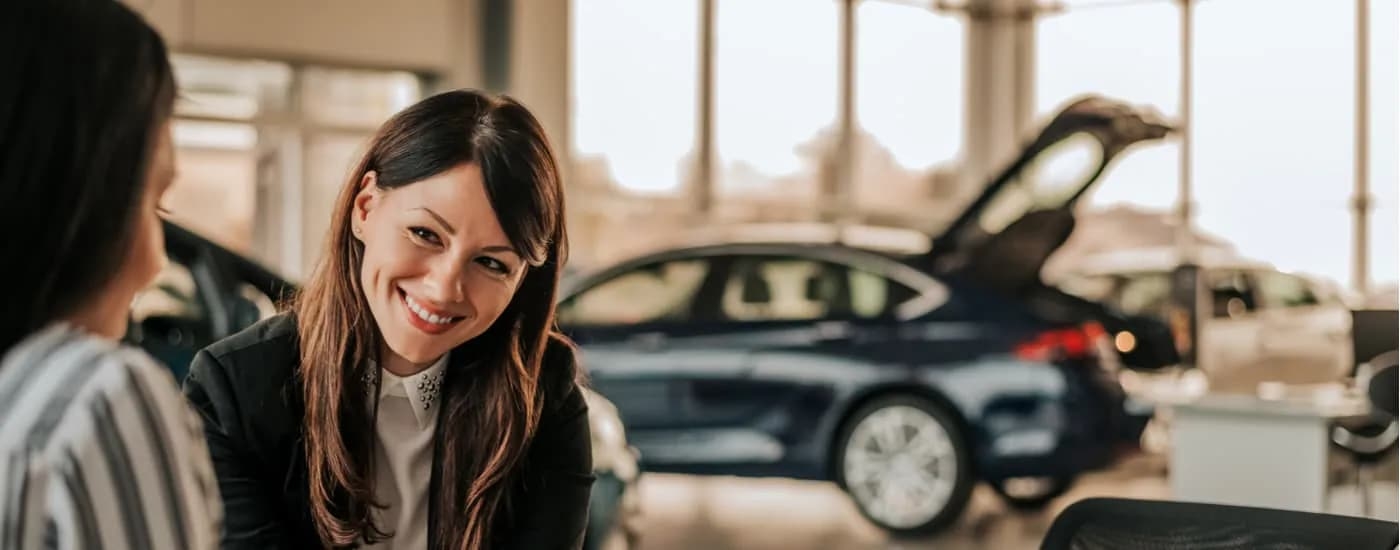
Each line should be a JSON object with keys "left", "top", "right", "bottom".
{"left": 555, "top": 96, "right": 1180, "bottom": 534}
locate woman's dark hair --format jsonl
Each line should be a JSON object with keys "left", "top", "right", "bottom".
{"left": 294, "top": 89, "right": 569, "bottom": 549}
{"left": 0, "top": 0, "right": 177, "bottom": 353}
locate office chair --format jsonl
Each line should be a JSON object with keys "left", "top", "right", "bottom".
{"left": 1331, "top": 350, "right": 1399, "bottom": 517}
{"left": 1367, "top": 353, "right": 1398, "bottom": 417}
{"left": 1041, "top": 497, "right": 1399, "bottom": 550}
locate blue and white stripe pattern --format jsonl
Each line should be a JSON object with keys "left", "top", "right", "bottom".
{"left": 0, "top": 324, "right": 221, "bottom": 550}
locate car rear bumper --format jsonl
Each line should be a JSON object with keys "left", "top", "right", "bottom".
{"left": 976, "top": 365, "right": 1152, "bottom": 480}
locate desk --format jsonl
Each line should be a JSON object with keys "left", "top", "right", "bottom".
{"left": 1169, "top": 391, "right": 1372, "bottom": 514}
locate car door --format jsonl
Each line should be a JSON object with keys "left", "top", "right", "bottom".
{"left": 556, "top": 254, "right": 741, "bottom": 465}
{"left": 1197, "top": 269, "right": 1269, "bottom": 391}
{"left": 128, "top": 229, "right": 224, "bottom": 380}
{"left": 669, "top": 252, "right": 914, "bottom": 470}
{"left": 1252, "top": 271, "right": 1353, "bottom": 383}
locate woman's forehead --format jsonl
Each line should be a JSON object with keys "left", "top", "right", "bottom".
{"left": 389, "top": 165, "right": 510, "bottom": 240}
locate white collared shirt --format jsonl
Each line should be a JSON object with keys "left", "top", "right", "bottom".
{"left": 363, "top": 355, "right": 447, "bottom": 550}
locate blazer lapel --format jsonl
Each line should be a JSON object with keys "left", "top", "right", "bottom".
{"left": 280, "top": 373, "right": 325, "bottom": 546}
{"left": 426, "top": 348, "right": 468, "bottom": 549}
{"left": 426, "top": 406, "right": 446, "bottom": 548}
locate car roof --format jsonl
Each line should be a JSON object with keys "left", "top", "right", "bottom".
{"left": 1065, "top": 246, "right": 1274, "bottom": 277}
{"left": 662, "top": 222, "right": 931, "bottom": 256}
{"left": 581, "top": 240, "right": 909, "bottom": 277}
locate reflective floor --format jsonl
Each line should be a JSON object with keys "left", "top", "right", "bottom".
{"left": 633, "top": 453, "right": 1397, "bottom": 550}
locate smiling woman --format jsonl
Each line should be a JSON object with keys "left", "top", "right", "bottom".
{"left": 182, "top": 90, "right": 593, "bottom": 550}
{"left": 352, "top": 162, "right": 529, "bottom": 367}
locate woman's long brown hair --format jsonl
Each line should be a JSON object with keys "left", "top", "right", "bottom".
{"left": 294, "top": 89, "right": 568, "bottom": 549}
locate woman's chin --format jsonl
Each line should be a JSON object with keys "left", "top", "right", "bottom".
{"left": 392, "top": 346, "right": 446, "bottom": 366}
{"left": 380, "top": 331, "right": 449, "bottom": 366}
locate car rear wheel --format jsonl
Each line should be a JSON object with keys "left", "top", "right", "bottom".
{"left": 836, "top": 395, "right": 973, "bottom": 535}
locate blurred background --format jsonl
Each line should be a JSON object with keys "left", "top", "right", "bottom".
{"left": 119, "top": 0, "right": 1397, "bottom": 548}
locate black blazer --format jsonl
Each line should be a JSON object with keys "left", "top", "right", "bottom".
{"left": 182, "top": 314, "right": 594, "bottom": 549}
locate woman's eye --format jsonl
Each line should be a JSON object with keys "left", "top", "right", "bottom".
{"left": 477, "top": 257, "right": 509, "bottom": 274}
{"left": 409, "top": 227, "right": 441, "bottom": 245}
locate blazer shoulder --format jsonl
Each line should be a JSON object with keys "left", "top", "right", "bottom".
{"left": 200, "top": 313, "right": 299, "bottom": 372}
{"left": 187, "top": 313, "right": 301, "bottom": 411}
{"left": 540, "top": 333, "right": 587, "bottom": 413}
{"left": 205, "top": 312, "right": 299, "bottom": 360}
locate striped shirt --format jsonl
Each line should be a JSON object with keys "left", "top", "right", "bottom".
{"left": 0, "top": 324, "right": 222, "bottom": 550}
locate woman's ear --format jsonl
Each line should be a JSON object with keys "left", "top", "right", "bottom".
{"left": 351, "top": 171, "right": 379, "bottom": 241}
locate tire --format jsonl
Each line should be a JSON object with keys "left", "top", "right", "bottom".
{"left": 990, "top": 475, "right": 1076, "bottom": 511}
{"left": 835, "top": 394, "right": 974, "bottom": 536}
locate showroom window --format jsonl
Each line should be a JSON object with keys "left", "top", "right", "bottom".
{"left": 166, "top": 53, "right": 425, "bottom": 279}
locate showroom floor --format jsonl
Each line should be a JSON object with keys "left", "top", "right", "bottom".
{"left": 633, "top": 452, "right": 1398, "bottom": 550}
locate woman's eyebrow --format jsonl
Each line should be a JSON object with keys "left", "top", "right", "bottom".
{"left": 412, "top": 207, "right": 456, "bottom": 234}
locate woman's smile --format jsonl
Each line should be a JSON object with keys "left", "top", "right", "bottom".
{"left": 398, "top": 287, "right": 464, "bottom": 335}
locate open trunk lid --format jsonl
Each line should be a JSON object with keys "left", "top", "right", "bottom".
{"left": 926, "top": 95, "right": 1175, "bottom": 294}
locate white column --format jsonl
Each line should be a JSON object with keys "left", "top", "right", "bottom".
{"left": 1175, "top": 0, "right": 1197, "bottom": 264}
{"left": 956, "top": 0, "right": 1041, "bottom": 191}
{"left": 442, "top": 0, "right": 486, "bottom": 91}
{"left": 827, "top": 0, "right": 858, "bottom": 225}
{"left": 507, "top": 0, "right": 573, "bottom": 187}
{"left": 693, "top": 0, "right": 717, "bottom": 218}
{"left": 1353, "top": 0, "right": 1371, "bottom": 295}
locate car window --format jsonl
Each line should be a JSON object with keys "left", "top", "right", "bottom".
{"left": 129, "top": 257, "right": 210, "bottom": 379}
{"left": 557, "top": 258, "right": 711, "bottom": 326}
{"left": 230, "top": 282, "right": 280, "bottom": 329}
{"left": 1254, "top": 271, "right": 1321, "bottom": 309}
{"left": 1207, "top": 270, "right": 1258, "bottom": 319}
{"left": 977, "top": 132, "right": 1104, "bottom": 234}
{"left": 131, "top": 259, "right": 205, "bottom": 325}
{"left": 1115, "top": 273, "right": 1173, "bottom": 318}
{"left": 719, "top": 256, "right": 909, "bottom": 322}
{"left": 1057, "top": 274, "right": 1118, "bottom": 303}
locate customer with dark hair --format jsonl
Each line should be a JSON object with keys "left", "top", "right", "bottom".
{"left": 184, "top": 89, "right": 590, "bottom": 549}
{"left": 0, "top": 1, "right": 222, "bottom": 549}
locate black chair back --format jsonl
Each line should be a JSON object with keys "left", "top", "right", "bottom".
{"left": 1041, "top": 497, "right": 1399, "bottom": 550}
{"left": 1366, "top": 351, "right": 1400, "bottom": 417}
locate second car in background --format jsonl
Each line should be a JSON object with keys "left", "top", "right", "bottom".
{"left": 1054, "top": 246, "right": 1355, "bottom": 392}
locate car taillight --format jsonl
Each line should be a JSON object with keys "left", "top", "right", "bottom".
{"left": 1015, "top": 322, "right": 1107, "bottom": 362}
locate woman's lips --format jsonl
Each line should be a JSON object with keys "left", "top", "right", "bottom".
{"left": 399, "top": 288, "right": 463, "bottom": 335}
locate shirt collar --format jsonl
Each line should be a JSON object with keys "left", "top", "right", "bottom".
{"left": 365, "top": 354, "right": 448, "bottom": 430}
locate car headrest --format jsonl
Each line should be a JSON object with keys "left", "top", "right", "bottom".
{"left": 740, "top": 268, "right": 771, "bottom": 304}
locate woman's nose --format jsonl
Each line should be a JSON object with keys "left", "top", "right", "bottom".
{"left": 423, "top": 261, "right": 467, "bottom": 305}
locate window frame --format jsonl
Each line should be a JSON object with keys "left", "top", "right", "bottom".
{"left": 559, "top": 244, "right": 948, "bottom": 328}
{"left": 711, "top": 253, "right": 918, "bottom": 324}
